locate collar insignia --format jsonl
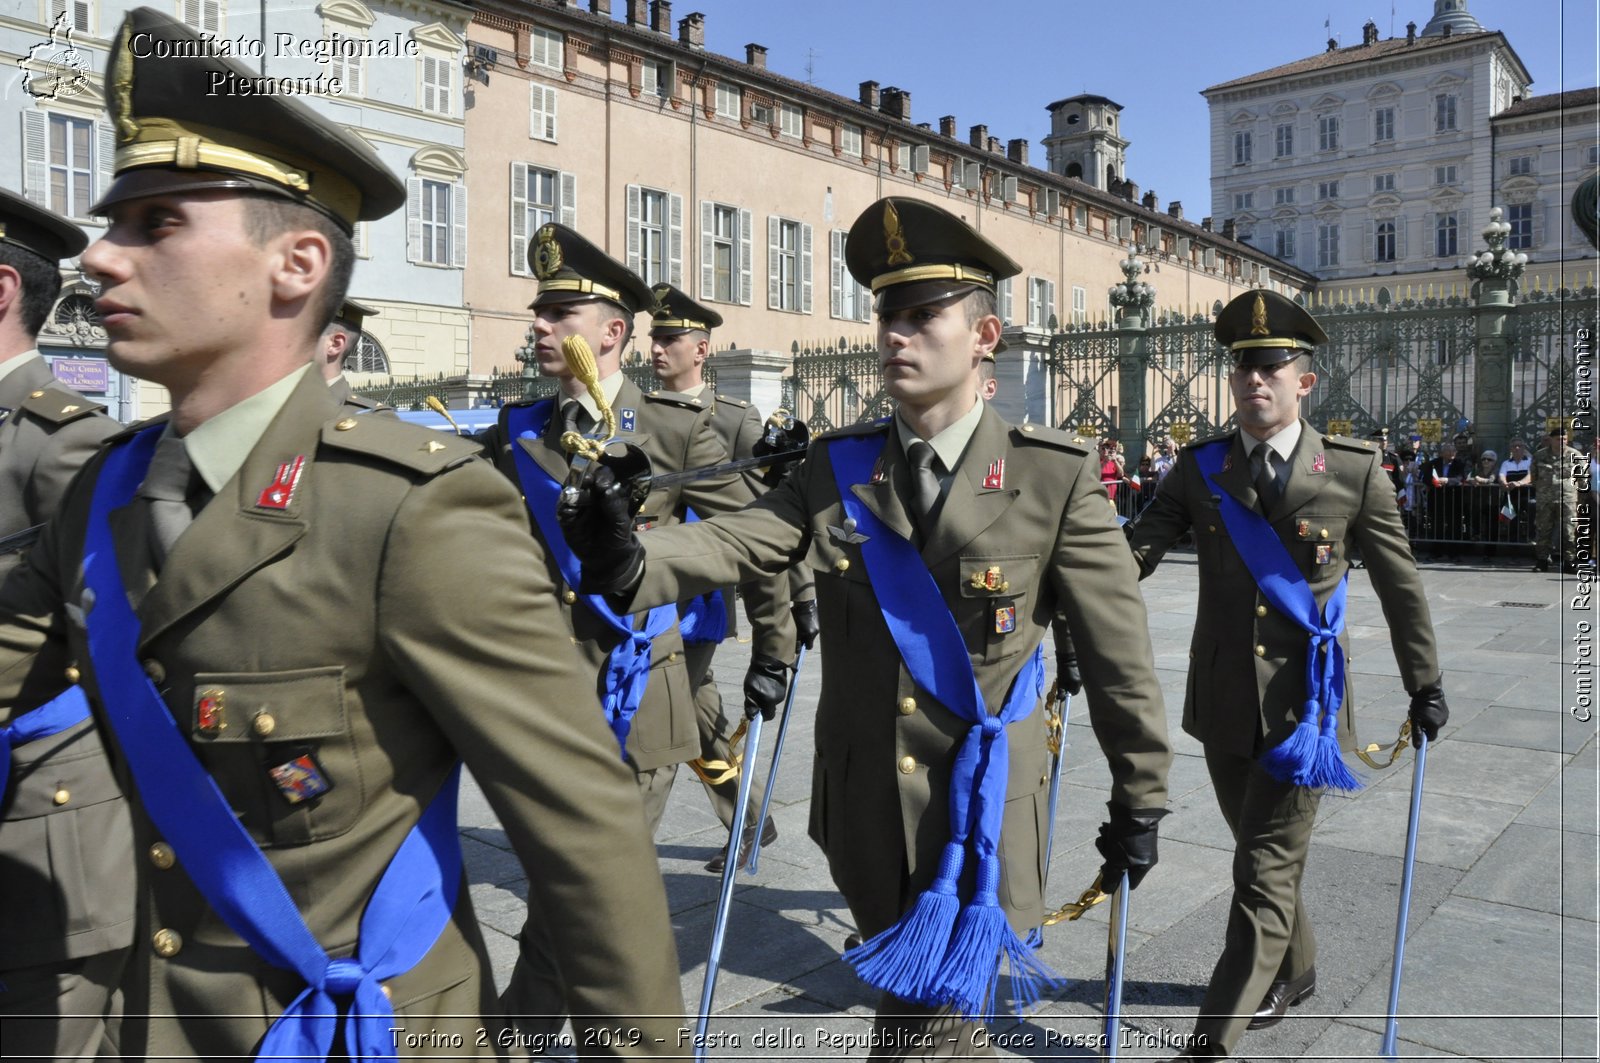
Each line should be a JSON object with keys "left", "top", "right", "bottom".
{"left": 982, "top": 458, "right": 1005, "bottom": 490}
{"left": 256, "top": 455, "right": 306, "bottom": 510}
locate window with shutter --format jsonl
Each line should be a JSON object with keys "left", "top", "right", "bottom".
{"left": 1506, "top": 203, "right": 1533, "bottom": 249}
{"left": 405, "top": 176, "right": 423, "bottom": 264}
{"left": 841, "top": 124, "right": 863, "bottom": 157}
{"left": 450, "top": 180, "right": 467, "bottom": 268}
{"left": 1434, "top": 213, "right": 1458, "bottom": 257}
{"left": 799, "top": 223, "right": 812, "bottom": 314}
{"left": 415, "top": 177, "right": 451, "bottom": 265}
{"left": 668, "top": 193, "right": 683, "bottom": 288}
{"left": 352, "top": 221, "right": 368, "bottom": 259}
{"left": 626, "top": 184, "right": 642, "bottom": 276}
{"left": 420, "top": 55, "right": 452, "bottom": 116}
{"left": 46, "top": 113, "right": 94, "bottom": 219}
{"left": 714, "top": 82, "right": 740, "bottom": 120}
{"left": 529, "top": 27, "right": 563, "bottom": 72}
{"left": 327, "top": 36, "right": 364, "bottom": 97}
{"left": 779, "top": 103, "right": 803, "bottom": 138}
{"left": 511, "top": 163, "right": 560, "bottom": 275}
{"left": 996, "top": 277, "right": 1013, "bottom": 324}
{"left": 632, "top": 187, "right": 670, "bottom": 285}
{"left": 737, "top": 209, "right": 752, "bottom": 306}
{"left": 180, "top": 0, "right": 222, "bottom": 33}
{"left": 706, "top": 203, "right": 740, "bottom": 303}
{"left": 529, "top": 83, "right": 558, "bottom": 141}
{"left": 50, "top": 0, "right": 92, "bottom": 33}
{"left": 769, "top": 218, "right": 805, "bottom": 311}
{"left": 1071, "top": 286, "right": 1086, "bottom": 325}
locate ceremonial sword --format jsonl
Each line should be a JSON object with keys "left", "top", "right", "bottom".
{"left": 0, "top": 524, "right": 44, "bottom": 557}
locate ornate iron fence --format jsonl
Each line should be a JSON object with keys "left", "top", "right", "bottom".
{"left": 1507, "top": 285, "right": 1599, "bottom": 446}
{"left": 783, "top": 337, "right": 888, "bottom": 433}
{"left": 353, "top": 360, "right": 718, "bottom": 410}
{"left": 1143, "top": 310, "right": 1234, "bottom": 446}
{"left": 1048, "top": 323, "right": 1120, "bottom": 439}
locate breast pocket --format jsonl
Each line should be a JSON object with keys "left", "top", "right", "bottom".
{"left": 186, "top": 666, "right": 360, "bottom": 847}
{"left": 1290, "top": 515, "right": 1350, "bottom": 582}
{"left": 958, "top": 554, "right": 1039, "bottom": 663}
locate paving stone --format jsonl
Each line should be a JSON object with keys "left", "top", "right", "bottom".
{"left": 1455, "top": 823, "right": 1598, "bottom": 918}
{"left": 1396, "top": 736, "right": 1565, "bottom": 803}
{"left": 1314, "top": 784, "right": 1521, "bottom": 870}
{"left": 1518, "top": 748, "right": 1599, "bottom": 834}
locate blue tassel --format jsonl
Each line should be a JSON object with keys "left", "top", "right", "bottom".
{"left": 932, "top": 860, "right": 1064, "bottom": 1021}
{"left": 1301, "top": 710, "right": 1363, "bottom": 792}
{"left": 1259, "top": 703, "right": 1321, "bottom": 786}
{"left": 845, "top": 843, "right": 963, "bottom": 1004}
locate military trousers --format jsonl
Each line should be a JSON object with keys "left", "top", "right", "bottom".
{"left": 869, "top": 994, "right": 995, "bottom": 1061}
{"left": 1534, "top": 491, "right": 1578, "bottom": 562}
{"left": 1191, "top": 745, "right": 1321, "bottom": 1055}
{"left": 0, "top": 946, "right": 128, "bottom": 1062}
{"left": 683, "top": 639, "right": 747, "bottom": 832}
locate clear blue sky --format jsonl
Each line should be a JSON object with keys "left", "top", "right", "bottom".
{"left": 668, "top": 0, "right": 1597, "bottom": 216}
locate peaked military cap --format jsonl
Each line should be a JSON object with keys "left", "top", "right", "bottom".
{"left": 845, "top": 197, "right": 1021, "bottom": 313}
{"left": 1215, "top": 289, "right": 1329, "bottom": 366}
{"left": 333, "top": 298, "right": 378, "bottom": 333}
{"left": 91, "top": 7, "right": 404, "bottom": 231}
{"left": 649, "top": 283, "right": 722, "bottom": 335}
{"left": 0, "top": 187, "right": 87, "bottom": 265}
{"left": 528, "top": 222, "right": 654, "bottom": 317}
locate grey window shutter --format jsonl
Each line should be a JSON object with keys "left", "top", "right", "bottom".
{"left": 451, "top": 180, "right": 468, "bottom": 268}
{"left": 767, "top": 215, "right": 780, "bottom": 309}
{"left": 800, "top": 222, "right": 813, "bottom": 314}
{"left": 625, "top": 184, "right": 642, "bottom": 274}
{"left": 510, "top": 162, "right": 529, "bottom": 275}
{"left": 1533, "top": 203, "right": 1546, "bottom": 247}
{"left": 829, "top": 228, "right": 843, "bottom": 318}
{"left": 405, "top": 176, "right": 422, "bottom": 264}
{"left": 700, "top": 200, "right": 715, "bottom": 300}
{"left": 95, "top": 119, "right": 115, "bottom": 207}
{"left": 668, "top": 192, "right": 683, "bottom": 287}
{"left": 1363, "top": 219, "right": 1374, "bottom": 262}
{"left": 1396, "top": 214, "right": 1407, "bottom": 258}
{"left": 559, "top": 171, "right": 576, "bottom": 227}
{"left": 22, "top": 111, "right": 48, "bottom": 206}
{"left": 738, "top": 208, "right": 753, "bottom": 305}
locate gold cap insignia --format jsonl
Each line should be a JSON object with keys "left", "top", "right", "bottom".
{"left": 533, "top": 225, "right": 563, "bottom": 280}
{"left": 1250, "top": 292, "right": 1269, "bottom": 337}
{"left": 883, "top": 201, "right": 913, "bottom": 266}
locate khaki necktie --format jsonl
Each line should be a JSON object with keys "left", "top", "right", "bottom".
{"left": 137, "top": 433, "right": 197, "bottom": 570}
{"left": 907, "top": 440, "right": 942, "bottom": 528}
{"left": 1252, "top": 443, "right": 1283, "bottom": 511}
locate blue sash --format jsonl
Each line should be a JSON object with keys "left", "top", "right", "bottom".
{"left": 830, "top": 431, "right": 1061, "bottom": 1021}
{"left": 0, "top": 685, "right": 90, "bottom": 800}
{"left": 504, "top": 402, "right": 676, "bottom": 756}
{"left": 1194, "top": 440, "right": 1359, "bottom": 790}
{"left": 676, "top": 509, "right": 727, "bottom": 645}
{"left": 82, "top": 426, "right": 463, "bottom": 1061}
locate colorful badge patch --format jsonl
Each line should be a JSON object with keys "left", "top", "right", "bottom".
{"left": 1296, "top": 519, "right": 1311, "bottom": 538}
{"left": 196, "top": 689, "right": 226, "bottom": 735}
{"left": 619, "top": 408, "right": 636, "bottom": 432}
{"left": 256, "top": 456, "right": 306, "bottom": 510}
{"left": 268, "top": 752, "right": 334, "bottom": 805}
{"left": 1222, "top": 451, "right": 1234, "bottom": 473}
{"left": 968, "top": 566, "right": 1010, "bottom": 593}
{"left": 1311, "top": 451, "right": 1327, "bottom": 474}
{"left": 870, "top": 456, "right": 887, "bottom": 483}
{"left": 1315, "top": 544, "right": 1334, "bottom": 565}
{"left": 983, "top": 459, "right": 1006, "bottom": 490}
{"left": 994, "top": 605, "right": 1017, "bottom": 634}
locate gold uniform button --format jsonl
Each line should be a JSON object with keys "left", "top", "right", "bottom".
{"left": 834, "top": 557, "right": 850, "bottom": 573}
{"left": 562, "top": 589, "right": 577, "bottom": 604}
{"left": 897, "top": 755, "right": 916, "bottom": 774}
{"left": 667, "top": 651, "right": 679, "bottom": 662}
{"left": 381, "top": 984, "right": 393, "bottom": 1000}
{"left": 28, "top": 389, "right": 45, "bottom": 398}
{"left": 1319, "top": 528, "right": 1330, "bottom": 540}
{"left": 52, "top": 788, "right": 70, "bottom": 805}
{"left": 1207, "top": 524, "right": 1217, "bottom": 533}
{"left": 64, "top": 665, "right": 80, "bottom": 683}
{"left": 334, "top": 417, "right": 359, "bottom": 431}
{"left": 1022, "top": 425, "right": 1035, "bottom": 433}
{"left": 252, "top": 713, "right": 276, "bottom": 737}
{"left": 898, "top": 697, "right": 917, "bottom": 716}
{"left": 149, "top": 842, "right": 176, "bottom": 870}
{"left": 1255, "top": 644, "right": 1267, "bottom": 657}
{"left": 143, "top": 659, "right": 166, "bottom": 684}
{"left": 151, "top": 928, "right": 182, "bottom": 957}
{"left": 1256, "top": 605, "right": 1268, "bottom": 617}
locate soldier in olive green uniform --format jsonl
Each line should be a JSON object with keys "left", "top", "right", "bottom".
{"left": 318, "top": 298, "right": 393, "bottom": 415}
{"left": 562, "top": 198, "right": 1172, "bottom": 1059}
{"left": 647, "top": 282, "right": 815, "bottom": 871}
{"left": 0, "top": 188, "right": 130, "bottom": 1062}
{"left": 1532, "top": 424, "right": 1582, "bottom": 572}
{"left": 1126, "top": 291, "right": 1448, "bottom": 1061}
{"left": 0, "top": 11, "right": 683, "bottom": 1059}
{"left": 475, "top": 226, "right": 792, "bottom": 1036}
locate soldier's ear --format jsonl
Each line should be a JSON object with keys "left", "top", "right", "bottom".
{"left": 0, "top": 264, "right": 19, "bottom": 318}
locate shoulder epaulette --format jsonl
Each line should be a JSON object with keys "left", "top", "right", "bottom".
{"left": 1324, "top": 434, "right": 1376, "bottom": 453}
{"left": 818, "top": 420, "right": 890, "bottom": 441}
{"left": 342, "top": 393, "right": 390, "bottom": 412}
{"left": 642, "top": 389, "right": 707, "bottom": 411}
{"left": 319, "top": 414, "right": 479, "bottom": 475}
{"left": 1185, "top": 431, "right": 1233, "bottom": 452}
{"left": 713, "top": 393, "right": 751, "bottom": 410}
{"left": 18, "top": 384, "right": 106, "bottom": 426}
{"left": 1010, "top": 423, "right": 1091, "bottom": 455}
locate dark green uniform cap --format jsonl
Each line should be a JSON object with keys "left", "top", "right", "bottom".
{"left": 1215, "top": 289, "right": 1329, "bottom": 366}
{"left": 528, "top": 222, "right": 654, "bottom": 317}
{"left": 333, "top": 299, "right": 378, "bottom": 333}
{"left": 0, "top": 187, "right": 87, "bottom": 265}
{"left": 845, "top": 197, "right": 1020, "bottom": 314}
{"left": 649, "top": 282, "right": 721, "bottom": 336}
{"left": 91, "top": 7, "right": 404, "bottom": 231}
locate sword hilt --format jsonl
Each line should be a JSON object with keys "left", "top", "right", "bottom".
{"left": 1041, "top": 872, "right": 1111, "bottom": 927}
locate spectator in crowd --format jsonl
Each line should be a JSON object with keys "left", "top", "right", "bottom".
{"left": 1099, "top": 438, "right": 1125, "bottom": 501}
{"left": 1453, "top": 419, "right": 1479, "bottom": 465}
{"left": 1422, "top": 442, "right": 1472, "bottom": 561}
{"left": 1499, "top": 439, "right": 1533, "bottom": 491}
{"left": 1152, "top": 436, "right": 1177, "bottom": 484}
{"left": 1468, "top": 449, "right": 1504, "bottom": 558}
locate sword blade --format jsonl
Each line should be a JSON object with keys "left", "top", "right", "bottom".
{"left": 648, "top": 447, "right": 808, "bottom": 489}
{"left": 1381, "top": 734, "right": 1429, "bottom": 1060}
{"left": 1103, "top": 870, "right": 1130, "bottom": 1060}
{"left": 747, "top": 644, "right": 806, "bottom": 874}
{"left": 0, "top": 523, "right": 44, "bottom": 557}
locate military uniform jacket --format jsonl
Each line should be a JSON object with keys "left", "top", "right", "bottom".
{"left": 1126, "top": 421, "right": 1440, "bottom": 759}
{"left": 326, "top": 374, "right": 395, "bottom": 416}
{"left": 480, "top": 376, "right": 792, "bottom": 772}
{"left": 1534, "top": 443, "right": 1583, "bottom": 496}
{"left": 626, "top": 406, "right": 1171, "bottom": 938}
{"left": 0, "top": 354, "right": 130, "bottom": 969}
{"left": 0, "top": 371, "right": 683, "bottom": 1058}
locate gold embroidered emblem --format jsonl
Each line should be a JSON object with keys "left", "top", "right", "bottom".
{"left": 883, "top": 201, "right": 913, "bottom": 266}
{"left": 533, "top": 225, "right": 563, "bottom": 279}
{"left": 968, "top": 566, "right": 1010, "bottom": 593}
{"left": 1250, "top": 291, "right": 1269, "bottom": 336}
{"left": 422, "top": 440, "right": 446, "bottom": 453}
{"left": 60, "top": 404, "right": 79, "bottom": 414}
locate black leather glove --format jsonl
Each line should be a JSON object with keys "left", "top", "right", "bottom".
{"left": 1407, "top": 679, "right": 1449, "bottom": 743}
{"left": 752, "top": 416, "right": 810, "bottom": 488}
{"left": 1052, "top": 623, "right": 1082, "bottom": 697}
{"left": 1094, "top": 803, "right": 1167, "bottom": 891}
{"left": 556, "top": 464, "right": 645, "bottom": 595}
{"left": 792, "top": 598, "right": 820, "bottom": 651}
{"left": 743, "top": 653, "right": 790, "bottom": 721}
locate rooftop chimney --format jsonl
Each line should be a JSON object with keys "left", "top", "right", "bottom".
{"left": 969, "top": 123, "right": 988, "bottom": 149}
{"left": 626, "top": 0, "right": 647, "bottom": 28}
{"left": 859, "top": 80, "right": 879, "bottom": 108}
{"left": 1406, "top": 20, "right": 1417, "bottom": 43}
{"left": 650, "top": 0, "right": 670, "bottom": 33}
{"left": 939, "top": 115, "right": 957, "bottom": 138}
{"left": 1167, "top": 200, "right": 1183, "bottom": 219}
{"left": 1362, "top": 20, "right": 1379, "bottom": 45}
{"left": 1201, "top": 216, "right": 1213, "bottom": 232}
{"left": 745, "top": 43, "right": 767, "bottom": 68}
{"left": 1006, "top": 138, "right": 1028, "bottom": 164}
{"left": 678, "top": 11, "right": 704, "bottom": 48}
{"left": 590, "top": 0, "right": 610, "bottom": 13}
{"left": 881, "top": 86, "right": 911, "bottom": 121}
{"left": 916, "top": 122, "right": 932, "bottom": 132}
{"left": 1124, "top": 180, "right": 1138, "bottom": 202}
{"left": 1141, "top": 190, "right": 1158, "bottom": 209}
{"left": 1221, "top": 218, "right": 1236, "bottom": 240}
{"left": 987, "top": 135, "right": 1002, "bottom": 154}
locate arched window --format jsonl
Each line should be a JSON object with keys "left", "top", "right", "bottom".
{"left": 1065, "top": 162, "right": 1082, "bottom": 180}
{"left": 344, "top": 332, "right": 389, "bottom": 374}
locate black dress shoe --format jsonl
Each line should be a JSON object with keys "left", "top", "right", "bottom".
{"left": 1248, "top": 966, "right": 1316, "bottom": 1029}
{"left": 704, "top": 817, "right": 778, "bottom": 873}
